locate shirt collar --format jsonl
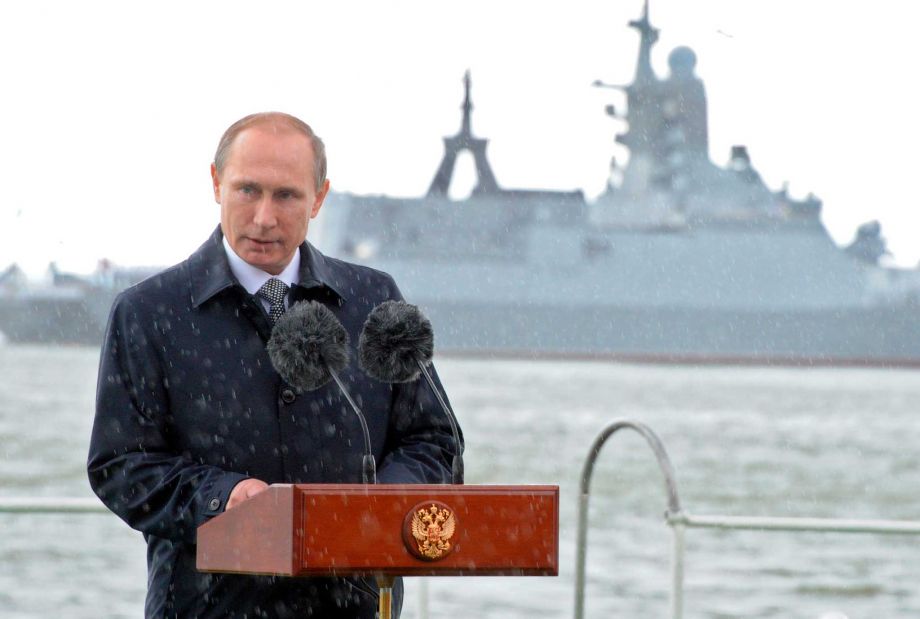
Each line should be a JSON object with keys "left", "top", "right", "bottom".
{"left": 189, "top": 226, "right": 346, "bottom": 308}
{"left": 221, "top": 235, "right": 300, "bottom": 295}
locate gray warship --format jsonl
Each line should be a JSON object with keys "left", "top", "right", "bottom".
{"left": 315, "top": 2, "right": 920, "bottom": 366}
{"left": 2, "top": 3, "right": 919, "bottom": 364}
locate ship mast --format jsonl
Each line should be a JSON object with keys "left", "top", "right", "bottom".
{"left": 460, "top": 70, "right": 473, "bottom": 138}
{"left": 427, "top": 70, "right": 499, "bottom": 198}
{"left": 614, "top": 0, "right": 662, "bottom": 160}
{"left": 629, "top": 0, "right": 659, "bottom": 86}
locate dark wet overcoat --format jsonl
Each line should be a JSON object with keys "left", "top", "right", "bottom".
{"left": 88, "top": 228, "right": 460, "bottom": 618}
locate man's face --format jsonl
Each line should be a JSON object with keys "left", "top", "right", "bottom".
{"left": 211, "top": 125, "right": 330, "bottom": 275}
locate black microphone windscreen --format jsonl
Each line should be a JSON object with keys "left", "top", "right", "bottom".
{"left": 358, "top": 300, "right": 434, "bottom": 382}
{"left": 267, "top": 301, "right": 350, "bottom": 391}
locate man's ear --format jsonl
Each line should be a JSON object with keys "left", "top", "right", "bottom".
{"left": 210, "top": 163, "right": 222, "bottom": 203}
{"left": 311, "top": 179, "right": 331, "bottom": 219}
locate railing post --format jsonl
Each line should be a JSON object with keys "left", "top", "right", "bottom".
{"left": 670, "top": 519, "right": 685, "bottom": 619}
{"left": 417, "top": 577, "right": 430, "bottom": 619}
{"left": 574, "top": 490, "right": 591, "bottom": 619}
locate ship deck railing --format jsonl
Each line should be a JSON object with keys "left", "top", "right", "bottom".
{"left": 574, "top": 420, "right": 920, "bottom": 619}
{"left": 4, "top": 421, "right": 920, "bottom": 619}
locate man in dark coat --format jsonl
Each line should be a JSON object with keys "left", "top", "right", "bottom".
{"left": 87, "top": 112, "right": 460, "bottom": 618}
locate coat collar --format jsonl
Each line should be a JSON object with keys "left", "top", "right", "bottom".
{"left": 189, "top": 226, "right": 346, "bottom": 308}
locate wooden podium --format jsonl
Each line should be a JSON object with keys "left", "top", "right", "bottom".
{"left": 197, "top": 484, "right": 558, "bottom": 616}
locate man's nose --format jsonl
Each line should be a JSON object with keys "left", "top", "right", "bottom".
{"left": 252, "top": 197, "right": 278, "bottom": 228}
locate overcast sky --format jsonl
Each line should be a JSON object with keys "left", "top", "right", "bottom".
{"left": 1, "top": 0, "right": 918, "bottom": 275}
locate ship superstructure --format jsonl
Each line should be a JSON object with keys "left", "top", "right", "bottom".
{"left": 316, "top": 1, "right": 920, "bottom": 365}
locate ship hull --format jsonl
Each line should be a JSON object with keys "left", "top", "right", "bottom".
{"left": 0, "top": 296, "right": 109, "bottom": 346}
{"left": 2, "top": 287, "right": 916, "bottom": 367}
{"left": 418, "top": 300, "right": 920, "bottom": 368}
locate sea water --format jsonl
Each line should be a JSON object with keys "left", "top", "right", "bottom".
{"left": 1, "top": 345, "right": 918, "bottom": 618}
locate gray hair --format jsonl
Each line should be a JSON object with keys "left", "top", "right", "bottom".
{"left": 213, "top": 112, "right": 327, "bottom": 192}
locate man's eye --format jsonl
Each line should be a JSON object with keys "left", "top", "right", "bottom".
{"left": 240, "top": 186, "right": 256, "bottom": 195}
{"left": 277, "top": 191, "right": 293, "bottom": 200}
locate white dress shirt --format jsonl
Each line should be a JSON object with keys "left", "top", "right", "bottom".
{"left": 222, "top": 236, "right": 300, "bottom": 314}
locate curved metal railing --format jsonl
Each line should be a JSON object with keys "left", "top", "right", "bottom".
{"left": 573, "top": 419, "right": 920, "bottom": 619}
{"left": 574, "top": 419, "right": 686, "bottom": 619}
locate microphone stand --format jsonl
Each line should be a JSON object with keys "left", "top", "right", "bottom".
{"left": 329, "top": 366, "right": 390, "bottom": 616}
{"left": 416, "top": 360, "right": 464, "bottom": 485}
{"left": 328, "top": 368, "right": 376, "bottom": 485}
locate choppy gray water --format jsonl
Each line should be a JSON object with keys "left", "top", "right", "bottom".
{"left": 1, "top": 345, "right": 918, "bottom": 618}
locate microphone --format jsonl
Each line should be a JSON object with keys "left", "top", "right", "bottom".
{"left": 267, "top": 300, "right": 376, "bottom": 484}
{"left": 358, "top": 300, "right": 463, "bottom": 484}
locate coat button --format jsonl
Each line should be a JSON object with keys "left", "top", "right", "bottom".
{"left": 208, "top": 498, "right": 221, "bottom": 511}
{"left": 281, "top": 389, "right": 296, "bottom": 404}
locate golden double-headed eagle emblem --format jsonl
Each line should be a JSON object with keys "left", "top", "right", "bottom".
{"left": 409, "top": 504, "right": 456, "bottom": 560}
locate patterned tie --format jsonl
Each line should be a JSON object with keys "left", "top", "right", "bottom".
{"left": 257, "top": 278, "right": 289, "bottom": 324}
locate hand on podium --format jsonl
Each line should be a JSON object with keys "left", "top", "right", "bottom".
{"left": 227, "top": 478, "right": 269, "bottom": 510}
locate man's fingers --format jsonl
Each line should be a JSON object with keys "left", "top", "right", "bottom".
{"left": 227, "top": 478, "right": 269, "bottom": 510}
{"left": 245, "top": 480, "right": 269, "bottom": 498}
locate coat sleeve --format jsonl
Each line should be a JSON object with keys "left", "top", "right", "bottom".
{"left": 371, "top": 276, "right": 464, "bottom": 485}
{"left": 87, "top": 293, "right": 247, "bottom": 543}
